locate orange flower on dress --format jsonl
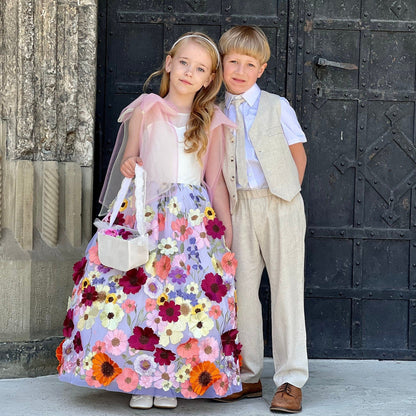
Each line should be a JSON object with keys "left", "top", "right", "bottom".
{"left": 221, "top": 252, "right": 238, "bottom": 275}
{"left": 155, "top": 255, "right": 171, "bottom": 280}
{"left": 56, "top": 340, "right": 64, "bottom": 372}
{"left": 91, "top": 352, "right": 122, "bottom": 386}
{"left": 189, "top": 361, "right": 221, "bottom": 396}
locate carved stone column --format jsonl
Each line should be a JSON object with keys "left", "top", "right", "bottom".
{"left": 0, "top": 0, "right": 97, "bottom": 377}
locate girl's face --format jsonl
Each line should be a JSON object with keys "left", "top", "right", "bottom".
{"left": 165, "top": 40, "right": 214, "bottom": 100}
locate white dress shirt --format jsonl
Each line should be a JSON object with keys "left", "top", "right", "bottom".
{"left": 224, "top": 83, "right": 306, "bottom": 189}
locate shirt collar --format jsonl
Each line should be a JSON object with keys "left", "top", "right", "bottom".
{"left": 225, "top": 83, "right": 261, "bottom": 109}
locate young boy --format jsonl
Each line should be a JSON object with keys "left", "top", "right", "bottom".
{"left": 218, "top": 26, "right": 308, "bottom": 413}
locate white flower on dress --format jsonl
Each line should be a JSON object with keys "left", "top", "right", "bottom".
{"left": 158, "top": 237, "right": 178, "bottom": 256}
{"left": 77, "top": 305, "right": 99, "bottom": 330}
{"left": 134, "top": 354, "right": 157, "bottom": 376}
{"left": 175, "top": 363, "right": 192, "bottom": 383}
{"left": 144, "top": 277, "right": 164, "bottom": 299}
{"left": 144, "top": 205, "right": 155, "bottom": 222}
{"left": 188, "top": 208, "right": 204, "bottom": 226}
{"left": 159, "top": 320, "right": 186, "bottom": 346}
{"left": 167, "top": 197, "right": 181, "bottom": 215}
{"left": 189, "top": 311, "right": 214, "bottom": 338}
{"left": 99, "top": 303, "right": 124, "bottom": 330}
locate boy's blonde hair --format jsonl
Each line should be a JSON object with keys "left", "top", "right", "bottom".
{"left": 219, "top": 25, "right": 271, "bottom": 65}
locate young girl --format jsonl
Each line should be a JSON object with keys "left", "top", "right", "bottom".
{"left": 56, "top": 32, "right": 242, "bottom": 409}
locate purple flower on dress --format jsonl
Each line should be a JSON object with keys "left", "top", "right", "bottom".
{"left": 169, "top": 267, "right": 187, "bottom": 284}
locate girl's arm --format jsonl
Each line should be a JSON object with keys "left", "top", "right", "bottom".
{"left": 289, "top": 142, "right": 307, "bottom": 185}
{"left": 212, "top": 172, "right": 233, "bottom": 249}
{"left": 120, "top": 107, "right": 144, "bottom": 178}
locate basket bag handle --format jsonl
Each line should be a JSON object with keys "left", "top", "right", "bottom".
{"left": 107, "top": 164, "right": 146, "bottom": 235}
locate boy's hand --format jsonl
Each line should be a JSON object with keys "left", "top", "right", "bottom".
{"left": 120, "top": 156, "right": 143, "bottom": 178}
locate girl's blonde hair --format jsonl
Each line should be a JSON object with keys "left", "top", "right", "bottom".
{"left": 219, "top": 25, "right": 270, "bottom": 65}
{"left": 144, "top": 32, "right": 222, "bottom": 162}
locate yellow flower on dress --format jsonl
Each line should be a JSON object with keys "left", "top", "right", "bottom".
{"left": 211, "top": 255, "right": 223, "bottom": 276}
{"left": 204, "top": 206, "right": 216, "bottom": 220}
{"left": 145, "top": 252, "right": 156, "bottom": 277}
{"left": 119, "top": 198, "right": 129, "bottom": 212}
{"left": 157, "top": 292, "right": 169, "bottom": 306}
{"left": 175, "top": 363, "right": 192, "bottom": 383}
{"left": 77, "top": 305, "right": 100, "bottom": 330}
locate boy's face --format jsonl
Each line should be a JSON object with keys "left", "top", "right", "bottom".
{"left": 222, "top": 52, "right": 267, "bottom": 95}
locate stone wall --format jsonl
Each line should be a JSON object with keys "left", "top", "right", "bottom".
{"left": 0, "top": 0, "right": 98, "bottom": 377}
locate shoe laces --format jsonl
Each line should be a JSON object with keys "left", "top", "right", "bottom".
{"left": 277, "top": 383, "right": 295, "bottom": 397}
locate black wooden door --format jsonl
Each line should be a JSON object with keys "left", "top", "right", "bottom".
{"left": 300, "top": 0, "right": 416, "bottom": 359}
{"left": 95, "top": 0, "right": 294, "bottom": 356}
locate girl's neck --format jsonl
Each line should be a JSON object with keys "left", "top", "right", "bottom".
{"left": 164, "top": 91, "right": 193, "bottom": 113}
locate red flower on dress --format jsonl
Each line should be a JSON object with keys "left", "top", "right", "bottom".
{"left": 154, "top": 347, "right": 176, "bottom": 366}
{"left": 81, "top": 285, "right": 99, "bottom": 306}
{"left": 158, "top": 213, "right": 165, "bottom": 232}
{"left": 128, "top": 326, "right": 159, "bottom": 351}
{"left": 205, "top": 218, "right": 225, "bottom": 239}
{"left": 56, "top": 340, "right": 64, "bottom": 372}
{"left": 201, "top": 273, "right": 228, "bottom": 303}
{"left": 119, "top": 267, "right": 147, "bottom": 294}
{"left": 158, "top": 300, "right": 181, "bottom": 323}
{"left": 63, "top": 309, "right": 74, "bottom": 338}
{"left": 72, "top": 257, "right": 87, "bottom": 285}
{"left": 114, "top": 212, "right": 125, "bottom": 225}
{"left": 73, "top": 331, "right": 83, "bottom": 353}
{"left": 221, "top": 329, "right": 239, "bottom": 356}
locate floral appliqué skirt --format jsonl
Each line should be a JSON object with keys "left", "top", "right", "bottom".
{"left": 57, "top": 183, "right": 242, "bottom": 398}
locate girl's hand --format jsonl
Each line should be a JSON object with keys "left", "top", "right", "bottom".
{"left": 120, "top": 156, "right": 143, "bottom": 178}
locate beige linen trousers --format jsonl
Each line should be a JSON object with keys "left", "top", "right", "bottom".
{"left": 232, "top": 188, "right": 309, "bottom": 389}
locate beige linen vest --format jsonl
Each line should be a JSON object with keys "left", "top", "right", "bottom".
{"left": 222, "top": 90, "right": 301, "bottom": 213}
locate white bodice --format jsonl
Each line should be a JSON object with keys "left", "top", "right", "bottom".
{"left": 174, "top": 125, "right": 202, "bottom": 186}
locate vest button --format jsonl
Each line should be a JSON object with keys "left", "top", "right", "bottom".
{"left": 230, "top": 157, "right": 234, "bottom": 162}
{"left": 231, "top": 176, "right": 235, "bottom": 181}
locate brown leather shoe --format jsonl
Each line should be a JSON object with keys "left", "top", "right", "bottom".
{"left": 214, "top": 380, "right": 262, "bottom": 402}
{"left": 270, "top": 383, "right": 302, "bottom": 413}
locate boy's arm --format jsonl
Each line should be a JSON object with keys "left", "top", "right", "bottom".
{"left": 289, "top": 142, "right": 307, "bottom": 185}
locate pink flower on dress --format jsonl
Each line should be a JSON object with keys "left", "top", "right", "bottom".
{"left": 139, "top": 375, "right": 154, "bottom": 388}
{"left": 153, "top": 363, "right": 178, "bottom": 390}
{"left": 172, "top": 253, "right": 187, "bottom": 269}
{"left": 88, "top": 244, "right": 100, "bottom": 265}
{"left": 208, "top": 304, "right": 221, "bottom": 320}
{"left": 177, "top": 337, "right": 199, "bottom": 359}
{"left": 155, "top": 255, "right": 171, "bottom": 280}
{"left": 158, "top": 213, "right": 165, "bottom": 232}
{"left": 146, "top": 309, "right": 168, "bottom": 333}
{"left": 122, "top": 299, "right": 136, "bottom": 313}
{"left": 104, "top": 329, "right": 128, "bottom": 356}
{"left": 171, "top": 217, "right": 192, "bottom": 242}
{"left": 228, "top": 297, "right": 235, "bottom": 313}
{"left": 148, "top": 218, "right": 159, "bottom": 242}
{"left": 192, "top": 224, "right": 210, "bottom": 249}
{"left": 145, "top": 298, "right": 157, "bottom": 312}
{"left": 199, "top": 337, "right": 219, "bottom": 362}
{"left": 181, "top": 380, "right": 198, "bottom": 398}
{"left": 85, "top": 368, "right": 101, "bottom": 388}
{"left": 124, "top": 214, "right": 135, "bottom": 228}
{"left": 92, "top": 340, "right": 106, "bottom": 354}
{"left": 213, "top": 373, "right": 229, "bottom": 396}
{"left": 116, "top": 368, "right": 139, "bottom": 392}
{"left": 221, "top": 252, "right": 238, "bottom": 275}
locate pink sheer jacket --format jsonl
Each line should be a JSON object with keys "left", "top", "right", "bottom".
{"left": 99, "top": 93, "right": 235, "bottom": 214}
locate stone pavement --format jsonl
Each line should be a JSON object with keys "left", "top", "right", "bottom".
{"left": 1, "top": 359, "right": 415, "bottom": 416}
